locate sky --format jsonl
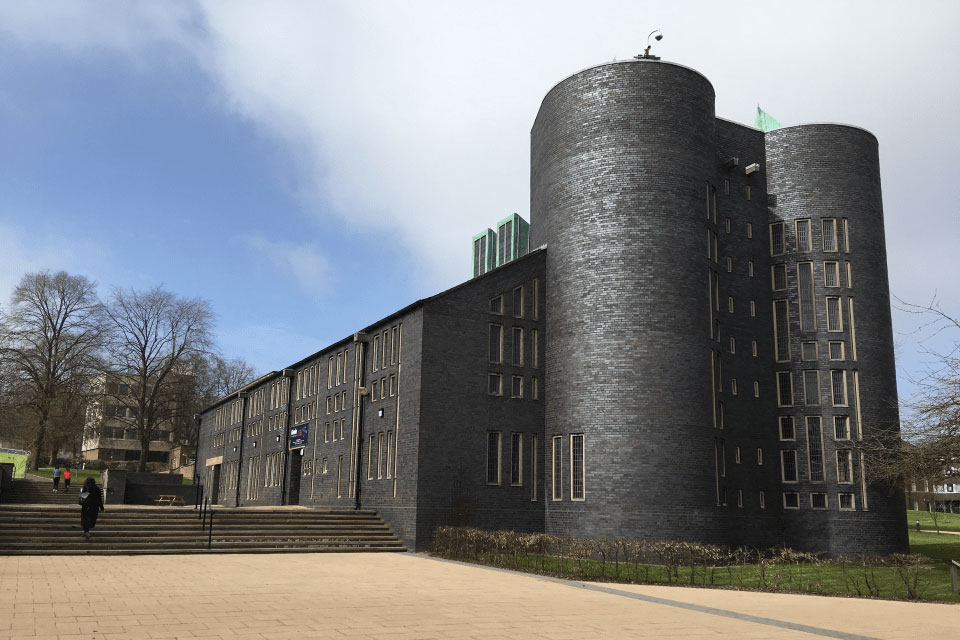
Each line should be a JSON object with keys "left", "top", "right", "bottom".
{"left": 0, "top": 1, "right": 958, "bottom": 400}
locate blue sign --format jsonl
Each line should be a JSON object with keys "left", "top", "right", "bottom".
{"left": 290, "top": 423, "right": 309, "bottom": 449}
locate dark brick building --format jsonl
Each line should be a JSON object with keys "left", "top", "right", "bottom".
{"left": 197, "top": 58, "right": 907, "bottom": 554}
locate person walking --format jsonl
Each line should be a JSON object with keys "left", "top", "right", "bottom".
{"left": 63, "top": 468, "right": 72, "bottom": 491}
{"left": 52, "top": 464, "right": 61, "bottom": 492}
{"left": 78, "top": 477, "right": 104, "bottom": 539}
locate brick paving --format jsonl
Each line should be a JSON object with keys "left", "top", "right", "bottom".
{"left": 0, "top": 552, "right": 955, "bottom": 639}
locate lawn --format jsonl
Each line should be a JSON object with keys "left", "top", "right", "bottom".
{"left": 28, "top": 467, "right": 101, "bottom": 485}
{"left": 906, "top": 509, "right": 960, "bottom": 533}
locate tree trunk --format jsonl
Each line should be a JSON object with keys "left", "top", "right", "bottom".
{"left": 30, "top": 417, "right": 47, "bottom": 470}
{"left": 138, "top": 436, "right": 150, "bottom": 472}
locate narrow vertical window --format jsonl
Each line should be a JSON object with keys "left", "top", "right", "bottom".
{"left": 803, "top": 370, "right": 820, "bottom": 406}
{"left": 551, "top": 435, "right": 562, "bottom": 500}
{"left": 759, "top": 490, "right": 766, "bottom": 509}
{"left": 729, "top": 337, "right": 736, "bottom": 354}
{"left": 753, "top": 380, "right": 759, "bottom": 397}
{"left": 386, "top": 431, "right": 393, "bottom": 479}
{"left": 336, "top": 455, "right": 343, "bottom": 498}
{"left": 806, "top": 417, "right": 824, "bottom": 482}
{"left": 510, "top": 433, "right": 522, "bottom": 486}
{"left": 513, "top": 286, "right": 524, "bottom": 318}
{"left": 725, "top": 218, "right": 731, "bottom": 233}
{"left": 751, "top": 340, "right": 757, "bottom": 357}
{"left": 796, "top": 219, "right": 812, "bottom": 252}
{"left": 511, "top": 375, "right": 523, "bottom": 398}
{"left": 391, "top": 326, "right": 398, "bottom": 364}
{"left": 489, "top": 324, "right": 503, "bottom": 363}
{"left": 531, "top": 434, "right": 538, "bottom": 501}
{"left": 747, "top": 222, "right": 753, "bottom": 239}
{"left": 845, "top": 261, "right": 853, "bottom": 288}
{"left": 822, "top": 218, "right": 838, "bottom": 252}
{"left": 837, "top": 450, "right": 853, "bottom": 483}
{"left": 797, "top": 262, "right": 816, "bottom": 330}
{"left": 724, "top": 179, "right": 730, "bottom": 195}
{"left": 377, "top": 432, "right": 384, "bottom": 479}
{"left": 367, "top": 435, "right": 374, "bottom": 480}
{"left": 486, "top": 432, "right": 501, "bottom": 485}
{"left": 533, "top": 278, "right": 539, "bottom": 320}
{"left": 532, "top": 329, "right": 539, "bottom": 368}
{"left": 777, "top": 371, "right": 793, "bottom": 407}
{"left": 781, "top": 450, "right": 798, "bottom": 482}
{"left": 772, "top": 264, "right": 787, "bottom": 291}
{"left": 512, "top": 327, "right": 523, "bottom": 365}
{"left": 488, "top": 373, "right": 502, "bottom": 396}
{"left": 748, "top": 261, "right": 754, "bottom": 277}
{"left": 336, "top": 353, "right": 342, "bottom": 386}
{"left": 372, "top": 336, "right": 379, "bottom": 371}
{"left": 831, "top": 370, "right": 848, "bottom": 406}
{"left": 770, "top": 223, "right": 785, "bottom": 256}
{"left": 531, "top": 376, "right": 539, "bottom": 400}
{"left": 848, "top": 298, "right": 857, "bottom": 361}
{"left": 826, "top": 297, "right": 843, "bottom": 331}
{"left": 842, "top": 219, "right": 850, "bottom": 252}
{"left": 726, "top": 256, "right": 732, "bottom": 272}
{"left": 773, "top": 300, "right": 790, "bottom": 361}
{"left": 745, "top": 185, "right": 751, "bottom": 200}
{"left": 571, "top": 434, "right": 584, "bottom": 501}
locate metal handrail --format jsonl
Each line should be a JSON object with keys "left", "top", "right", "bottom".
{"left": 207, "top": 509, "right": 215, "bottom": 550}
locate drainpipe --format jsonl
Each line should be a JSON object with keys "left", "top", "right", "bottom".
{"left": 192, "top": 413, "right": 201, "bottom": 486}
{"left": 233, "top": 391, "right": 249, "bottom": 507}
{"left": 352, "top": 332, "right": 369, "bottom": 510}
{"left": 278, "top": 369, "right": 295, "bottom": 505}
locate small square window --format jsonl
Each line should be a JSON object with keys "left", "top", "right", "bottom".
{"left": 490, "top": 296, "right": 503, "bottom": 314}
{"left": 811, "top": 493, "right": 828, "bottom": 509}
{"left": 783, "top": 492, "right": 799, "bottom": 509}
{"left": 488, "top": 374, "right": 502, "bottom": 396}
{"left": 838, "top": 493, "right": 855, "bottom": 510}
{"left": 801, "top": 342, "right": 818, "bottom": 361}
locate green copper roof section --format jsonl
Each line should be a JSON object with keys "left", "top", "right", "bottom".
{"left": 755, "top": 106, "right": 782, "bottom": 132}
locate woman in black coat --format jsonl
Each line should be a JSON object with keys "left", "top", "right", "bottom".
{"left": 79, "top": 477, "right": 104, "bottom": 539}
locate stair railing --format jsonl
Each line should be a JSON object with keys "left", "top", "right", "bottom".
{"left": 207, "top": 509, "right": 215, "bottom": 551}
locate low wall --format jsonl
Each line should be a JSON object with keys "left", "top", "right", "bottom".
{"left": 102, "top": 470, "right": 198, "bottom": 505}
{"left": 0, "top": 463, "right": 12, "bottom": 502}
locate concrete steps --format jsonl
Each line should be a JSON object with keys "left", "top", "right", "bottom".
{"left": 0, "top": 504, "right": 406, "bottom": 555}
{"left": 2, "top": 476, "right": 82, "bottom": 505}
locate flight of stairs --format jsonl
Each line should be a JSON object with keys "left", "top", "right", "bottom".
{"left": 0, "top": 480, "right": 406, "bottom": 556}
{"left": 2, "top": 475, "right": 81, "bottom": 505}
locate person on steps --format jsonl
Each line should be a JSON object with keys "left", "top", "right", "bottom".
{"left": 63, "top": 468, "right": 71, "bottom": 491}
{"left": 79, "top": 477, "right": 104, "bottom": 539}
{"left": 52, "top": 465, "right": 61, "bottom": 492}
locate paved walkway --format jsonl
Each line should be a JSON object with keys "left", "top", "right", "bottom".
{"left": 0, "top": 552, "right": 955, "bottom": 639}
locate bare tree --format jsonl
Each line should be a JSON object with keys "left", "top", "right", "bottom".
{"left": 862, "top": 296, "right": 960, "bottom": 532}
{"left": 0, "top": 271, "right": 105, "bottom": 468}
{"left": 103, "top": 286, "right": 213, "bottom": 472}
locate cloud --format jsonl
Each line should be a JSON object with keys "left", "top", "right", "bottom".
{"left": 246, "top": 235, "right": 332, "bottom": 296}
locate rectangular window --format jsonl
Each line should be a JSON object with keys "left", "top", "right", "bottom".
{"left": 798, "top": 262, "right": 816, "bottom": 330}
{"left": 747, "top": 222, "right": 753, "bottom": 239}
{"left": 806, "top": 416, "right": 824, "bottom": 482}
{"left": 848, "top": 299, "right": 857, "bottom": 361}
{"left": 751, "top": 340, "right": 757, "bottom": 357}
{"left": 845, "top": 261, "right": 853, "bottom": 288}
{"left": 512, "top": 327, "right": 523, "bottom": 365}
{"left": 796, "top": 219, "right": 812, "bottom": 252}
{"left": 510, "top": 433, "right": 522, "bottom": 486}
{"left": 490, "top": 295, "right": 503, "bottom": 314}
{"left": 831, "top": 370, "right": 848, "bottom": 406}
{"left": 841, "top": 219, "right": 850, "bottom": 252}
{"left": 750, "top": 301, "right": 756, "bottom": 317}
{"left": 486, "top": 432, "right": 501, "bottom": 485}
{"left": 837, "top": 450, "right": 853, "bottom": 483}
{"left": 737, "top": 489, "right": 743, "bottom": 508}
{"left": 822, "top": 218, "right": 838, "bottom": 252}
{"left": 489, "top": 324, "right": 503, "bottom": 363}
{"left": 729, "top": 337, "right": 736, "bottom": 354}
{"left": 759, "top": 490, "right": 766, "bottom": 509}
{"left": 386, "top": 431, "right": 393, "bottom": 479}
{"left": 773, "top": 300, "right": 790, "bottom": 361}
{"left": 803, "top": 370, "right": 820, "bottom": 406}
{"left": 783, "top": 492, "right": 800, "bottom": 509}
{"left": 777, "top": 371, "right": 793, "bottom": 407}
{"left": 757, "top": 448, "right": 764, "bottom": 465}
{"left": 531, "top": 376, "right": 539, "bottom": 400}
{"left": 488, "top": 373, "right": 502, "bottom": 396}
{"left": 811, "top": 493, "right": 828, "bottom": 509}
{"left": 531, "top": 435, "right": 538, "bottom": 501}
{"left": 511, "top": 375, "right": 523, "bottom": 398}
{"left": 838, "top": 493, "right": 855, "bottom": 510}
{"left": 726, "top": 256, "right": 732, "bottom": 272}
{"left": 551, "top": 435, "right": 562, "bottom": 500}
{"left": 380, "top": 378, "right": 386, "bottom": 400}
{"left": 753, "top": 380, "right": 759, "bottom": 397}
{"left": 533, "top": 278, "right": 539, "bottom": 320}
{"left": 724, "top": 179, "right": 730, "bottom": 195}
{"left": 730, "top": 378, "right": 738, "bottom": 395}
{"left": 513, "top": 286, "right": 524, "bottom": 318}
{"left": 370, "top": 381, "right": 378, "bottom": 403}
{"left": 727, "top": 296, "right": 734, "bottom": 313}
{"left": 725, "top": 218, "right": 731, "bottom": 233}
{"left": 824, "top": 261, "right": 840, "bottom": 287}
{"left": 389, "top": 374, "right": 397, "bottom": 396}
{"left": 781, "top": 450, "right": 798, "bottom": 482}
{"left": 571, "top": 434, "right": 584, "bottom": 501}
{"left": 532, "top": 329, "right": 539, "bottom": 368}
{"left": 834, "top": 415, "right": 850, "bottom": 440}
{"left": 828, "top": 341, "right": 845, "bottom": 360}
{"left": 801, "top": 341, "right": 817, "bottom": 361}
{"left": 391, "top": 326, "right": 398, "bottom": 364}
{"left": 367, "top": 435, "right": 374, "bottom": 480}
{"left": 377, "top": 432, "right": 384, "bottom": 479}
{"left": 772, "top": 264, "right": 787, "bottom": 291}
{"left": 337, "top": 456, "right": 343, "bottom": 498}
{"left": 745, "top": 185, "right": 751, "bottom": 200}
{"left": 770, "top": 223, "right": 785, "bottom": 256}
{"left": 748, "top": 261, "right": 754, "bottom": 277}
{"left": 826, "top": 297, "right": 843, "bottom": 332}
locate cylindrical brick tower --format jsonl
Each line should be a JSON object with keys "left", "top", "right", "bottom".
{"left": 530, "top": 60, "right": 729, "bottom": 542}
{"left": 765, "top": 125, "right": 908, "bottom": 554}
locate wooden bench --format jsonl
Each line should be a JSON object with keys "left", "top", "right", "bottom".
{"left": 155, "top": 494, "right": 186, "bottom": 506}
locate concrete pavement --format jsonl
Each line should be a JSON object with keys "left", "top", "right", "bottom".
{"left": 0, "top": 552, "right": 955, "bottom": 639}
